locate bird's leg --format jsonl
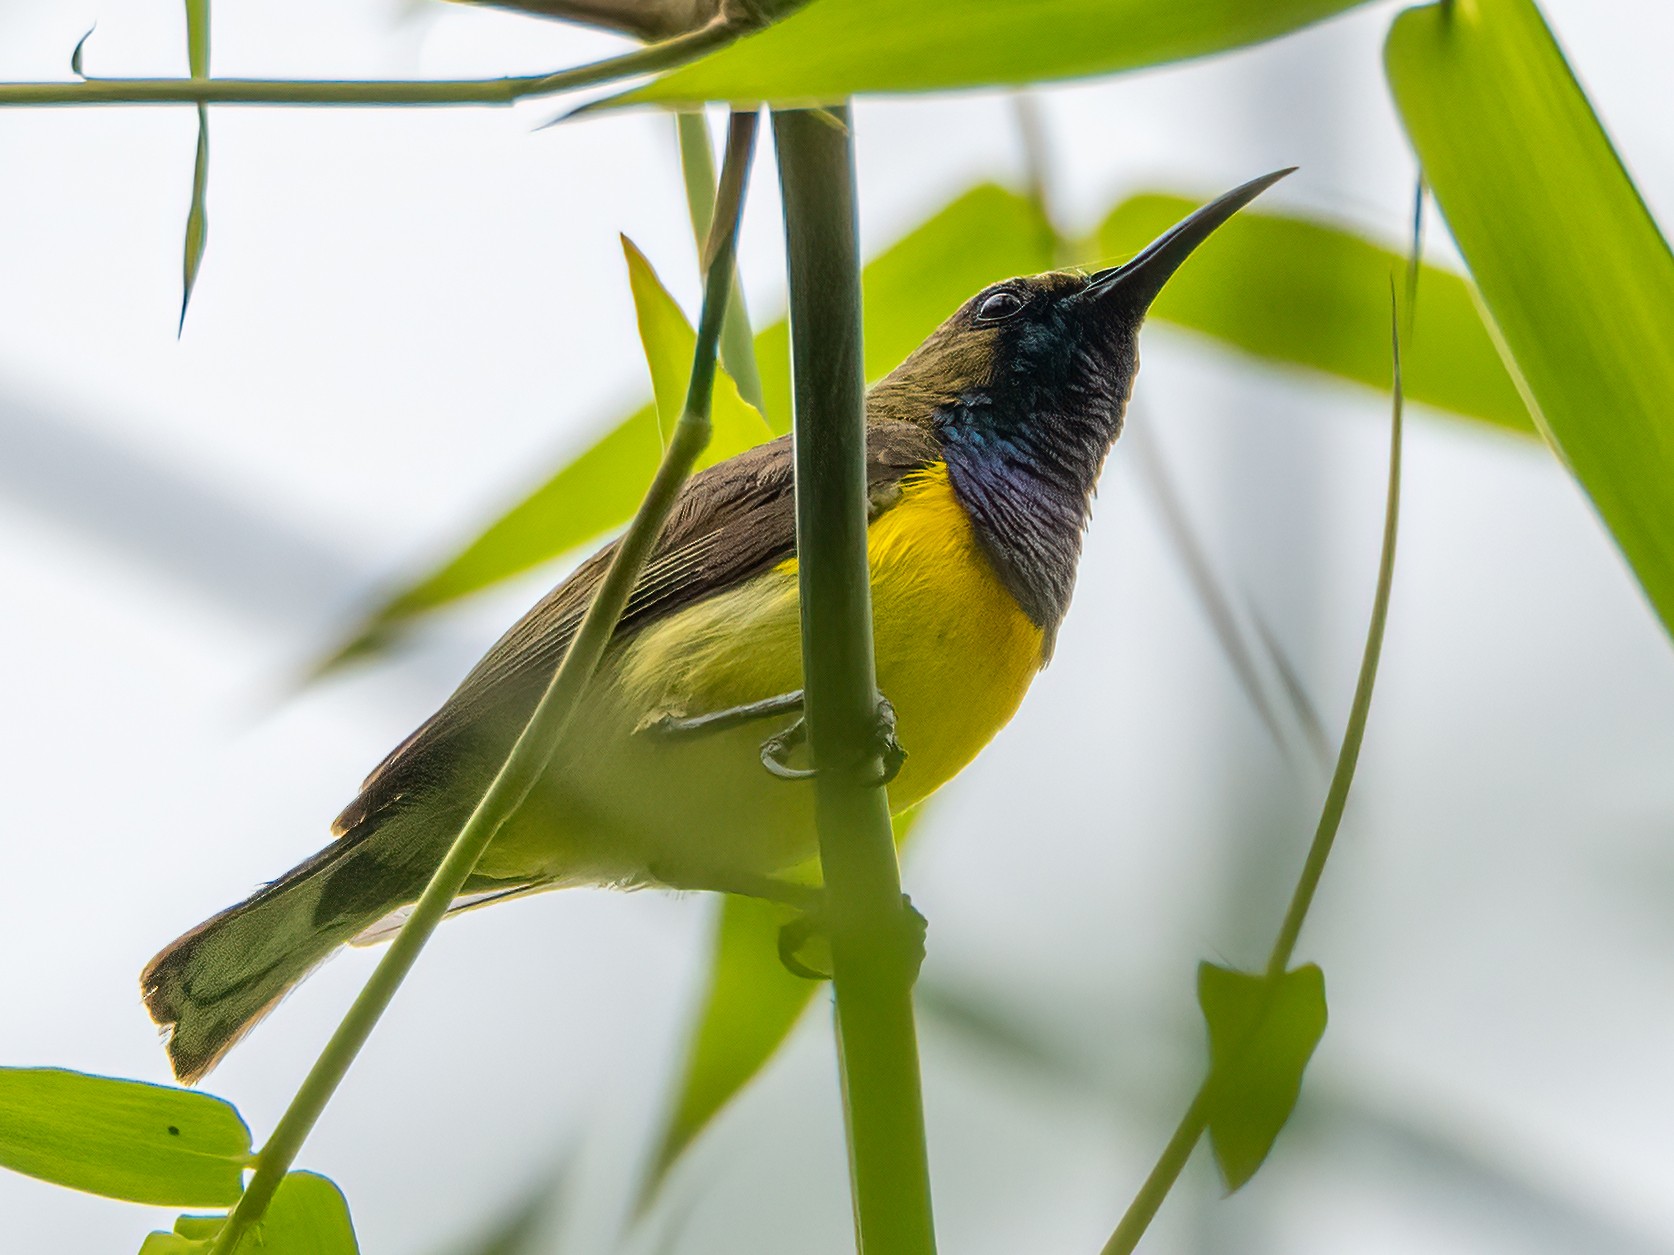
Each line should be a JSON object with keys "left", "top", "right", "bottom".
{"left": 641, "top": 689, "right": 805, "bottom": 739}
{"left": 761, "top": 694, "right": 906, "bottom": 788}
{"left": 644, "top": 860, "right": 821, "bottom": 911}
{"left": 776, "top": 892, "right": 929, "bottom": 982}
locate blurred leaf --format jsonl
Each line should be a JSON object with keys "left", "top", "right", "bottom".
{"left": 1387, "top": 0, "right": 1674, "bottom": 640}
{"left": 1197, "top": 963, "right": 1327, "bottom": 1191}
{"left": 621, "top": 234, "right": 771, "bottom": 454}
{"left": 1101, "top": 194, "right": 1532, "bottom": 435}
{"left": 642, "top": 809, "right": 924, "bottom": 1202}
{"left": 620, "top": 0, "right": 1371, "bottom": 103}
{"left": 317, "top": 183, "right": 1051, "bottom": 673}
{"left": 179, "top": 1, "right": 210, "bottom": 331}
{"left": 643, "top": 895, "right": 818, "bottom": 1190}
{"left": 140, "top": 1172, "right": 358, "bottom": 1255}
{"left": 0, "top": 1066, "right": 250, "bottom": 1206}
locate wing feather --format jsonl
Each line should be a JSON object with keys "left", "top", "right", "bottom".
{"left": 333, "top": 422, "right": 938, "bottom": 836}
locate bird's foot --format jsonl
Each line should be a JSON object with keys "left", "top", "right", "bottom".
{"left": 776, "top": 892, "right": 928, "bottom": 982}
{"left": 760, "top": 694, "right": 905, "bottom": 788}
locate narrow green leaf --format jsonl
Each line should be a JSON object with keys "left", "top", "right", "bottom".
{"left": 179, "top": 1, "right": 211, "bottom": 331}
{"left": 0, "top": 1067, "right": 250, "bottom": 1206}
{"left": 1386, "top": 0, "right": 1674, "bottom": 640}
{"left": 621, "top": 235, "right": 770, "bottom": 455}
{"left": 642, "top": 808, "right": 922, "bottom": 1201}
{"left": 316, "top": 184, "right": 1051, "bottom": 673}
{"left": 1196, "top": 963, "right": 1327, "bottom": 1191}
{"left": 621, "top": 0, "right": 1371, "bottom": 104}
{"left": 1100, "top": 194, "right": 1530, "bottom": 435}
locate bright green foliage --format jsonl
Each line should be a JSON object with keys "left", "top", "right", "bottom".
{"left": 0, "top": 1067, "right": 250, "bottom": 1206}
{"left": 1196, "top": 963, "right": 1328, "bottom": 1191}
{"left": 1102, "top": 194, "right": 1532, "bottom": 436}
{"left": 624, "top": 0, "right": 1371, "bottom": 103}
{"left": 318, "top": 184, "right": 1053, "bottom": 670}
{"left": 1387, "top": 0, "right": 1674, "bottom": 641}
{"left": 620, "top": 235, "right": 771, "bottom": 454}
{"left": 138, "top": 1172, "right": 358, "bottom": 1254}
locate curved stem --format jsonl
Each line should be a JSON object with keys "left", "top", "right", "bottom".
{"left": 774, "top": 105, "right": 937, "bottom": 1255}
{"left": 0, "top": 15, "right": 736, "bottom": 108}
{"left": 207, "top": 108, "right": 760, "bottom": 1255}
{"left": 1101, "top": 303, "right": 1406, "bottom": 1255}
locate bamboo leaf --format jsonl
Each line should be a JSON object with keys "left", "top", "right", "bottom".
{"left": 620, "top": 0, "right": 1372, "bottom": 104}
{"left": 621, "top": 235, "right": 770, "bottom": 455}
{"left": 316, "top": 184, "right": 1052, "bottom": 672}
{"left": 1196, "top": 963, "right": 1328, "bottom": 1191}
{"left": 1386, "top": 0, "right": 1674, "bottom": 640}
{"left": 0, "top": 1067, "right": 250, "bottom": 1206}
{"left": 1101, "top": 194, "right": 1531, "bottom": 435}
{"left": 179, "top": 0, "right": 210, "bottom": 331}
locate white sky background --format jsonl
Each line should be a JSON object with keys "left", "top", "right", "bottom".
{"left": 3, "top": 1, "right": 1674, "bottom": 1252}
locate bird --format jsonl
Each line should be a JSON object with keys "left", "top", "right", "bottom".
{"left": 142, "top": 168, "right": 1291, "bottom": 1084}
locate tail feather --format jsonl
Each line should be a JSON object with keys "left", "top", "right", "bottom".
{"left": 141, "top": 819, "right": 447, "bottom": 1084}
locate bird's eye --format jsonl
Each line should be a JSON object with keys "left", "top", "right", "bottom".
{"left": 975, "top": 288, "right": 1025, "bottom": 323}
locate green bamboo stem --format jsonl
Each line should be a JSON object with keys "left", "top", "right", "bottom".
{"left": 772, "top": 105, "right": 937, "bottom": 1255}
{"left": 1101, "top": 313, "right": 1405, "bottom": 1255}
{"left": 0, "top": 15, "right": 736, "bottom": 108}
{"left": 206, "top": 108, "right": 760, "bottom": 1255}
{"left": 675, "top": 110, "right": 765, "bottom": 412}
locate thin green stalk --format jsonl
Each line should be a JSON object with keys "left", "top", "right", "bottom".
{"left": 207, "top": 108, "right": 761, "bottom": 1255}
{"left": 1101, "top": 310, "right": 1405, "bottom": 1255}
{"left": 1267, "top": 321, "right": 1402, "bottom": 979}
{"left": 675, "top": 110, "right": 764, "bottom": 411}
{"left": 0, "top": 15, "right": 736, "bottom": 108}
{"left": 773, "top": 105, "right": 936, "bottom": 1255}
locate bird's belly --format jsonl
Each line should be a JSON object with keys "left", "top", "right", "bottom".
{"left": 481, "top": 465, "right": 1045, "bottom": 889}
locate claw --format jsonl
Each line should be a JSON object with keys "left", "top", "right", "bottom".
{"left": 773, "top": 892, "right": 927, "bottom": 982}
{"left": 865, "top": 695, "right": 907, "bottom": 787}
{"left": 759, "top": 694, "right": 906, "bottom": 786}
{"left": 760, "top": 719, "right": 816, "bottom": 780}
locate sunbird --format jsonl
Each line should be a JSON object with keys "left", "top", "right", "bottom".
{"left": 143, "top": 169, "right": 1290, "bottom": 1083}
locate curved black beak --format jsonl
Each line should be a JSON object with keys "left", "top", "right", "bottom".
{"left": 1083, "top": 167, "right": 1295, "bottom": 314}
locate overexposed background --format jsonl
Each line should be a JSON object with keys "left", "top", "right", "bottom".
{"left": 3, "top": 1, "right": 1674, "bottom": 1251}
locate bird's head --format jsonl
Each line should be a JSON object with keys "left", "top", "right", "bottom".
{"left": 874, "top": 168, "right": 1293, "bottom": 436}
{"left": 870, "top": 169, "right": 1292, "bottom": 638}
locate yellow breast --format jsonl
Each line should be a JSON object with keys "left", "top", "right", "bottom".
{"left": 483, "top": 462, "right": 1047, "bottom": 887}
{"left": 616, "top": 461, "right": 1045, "bottom": 810}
